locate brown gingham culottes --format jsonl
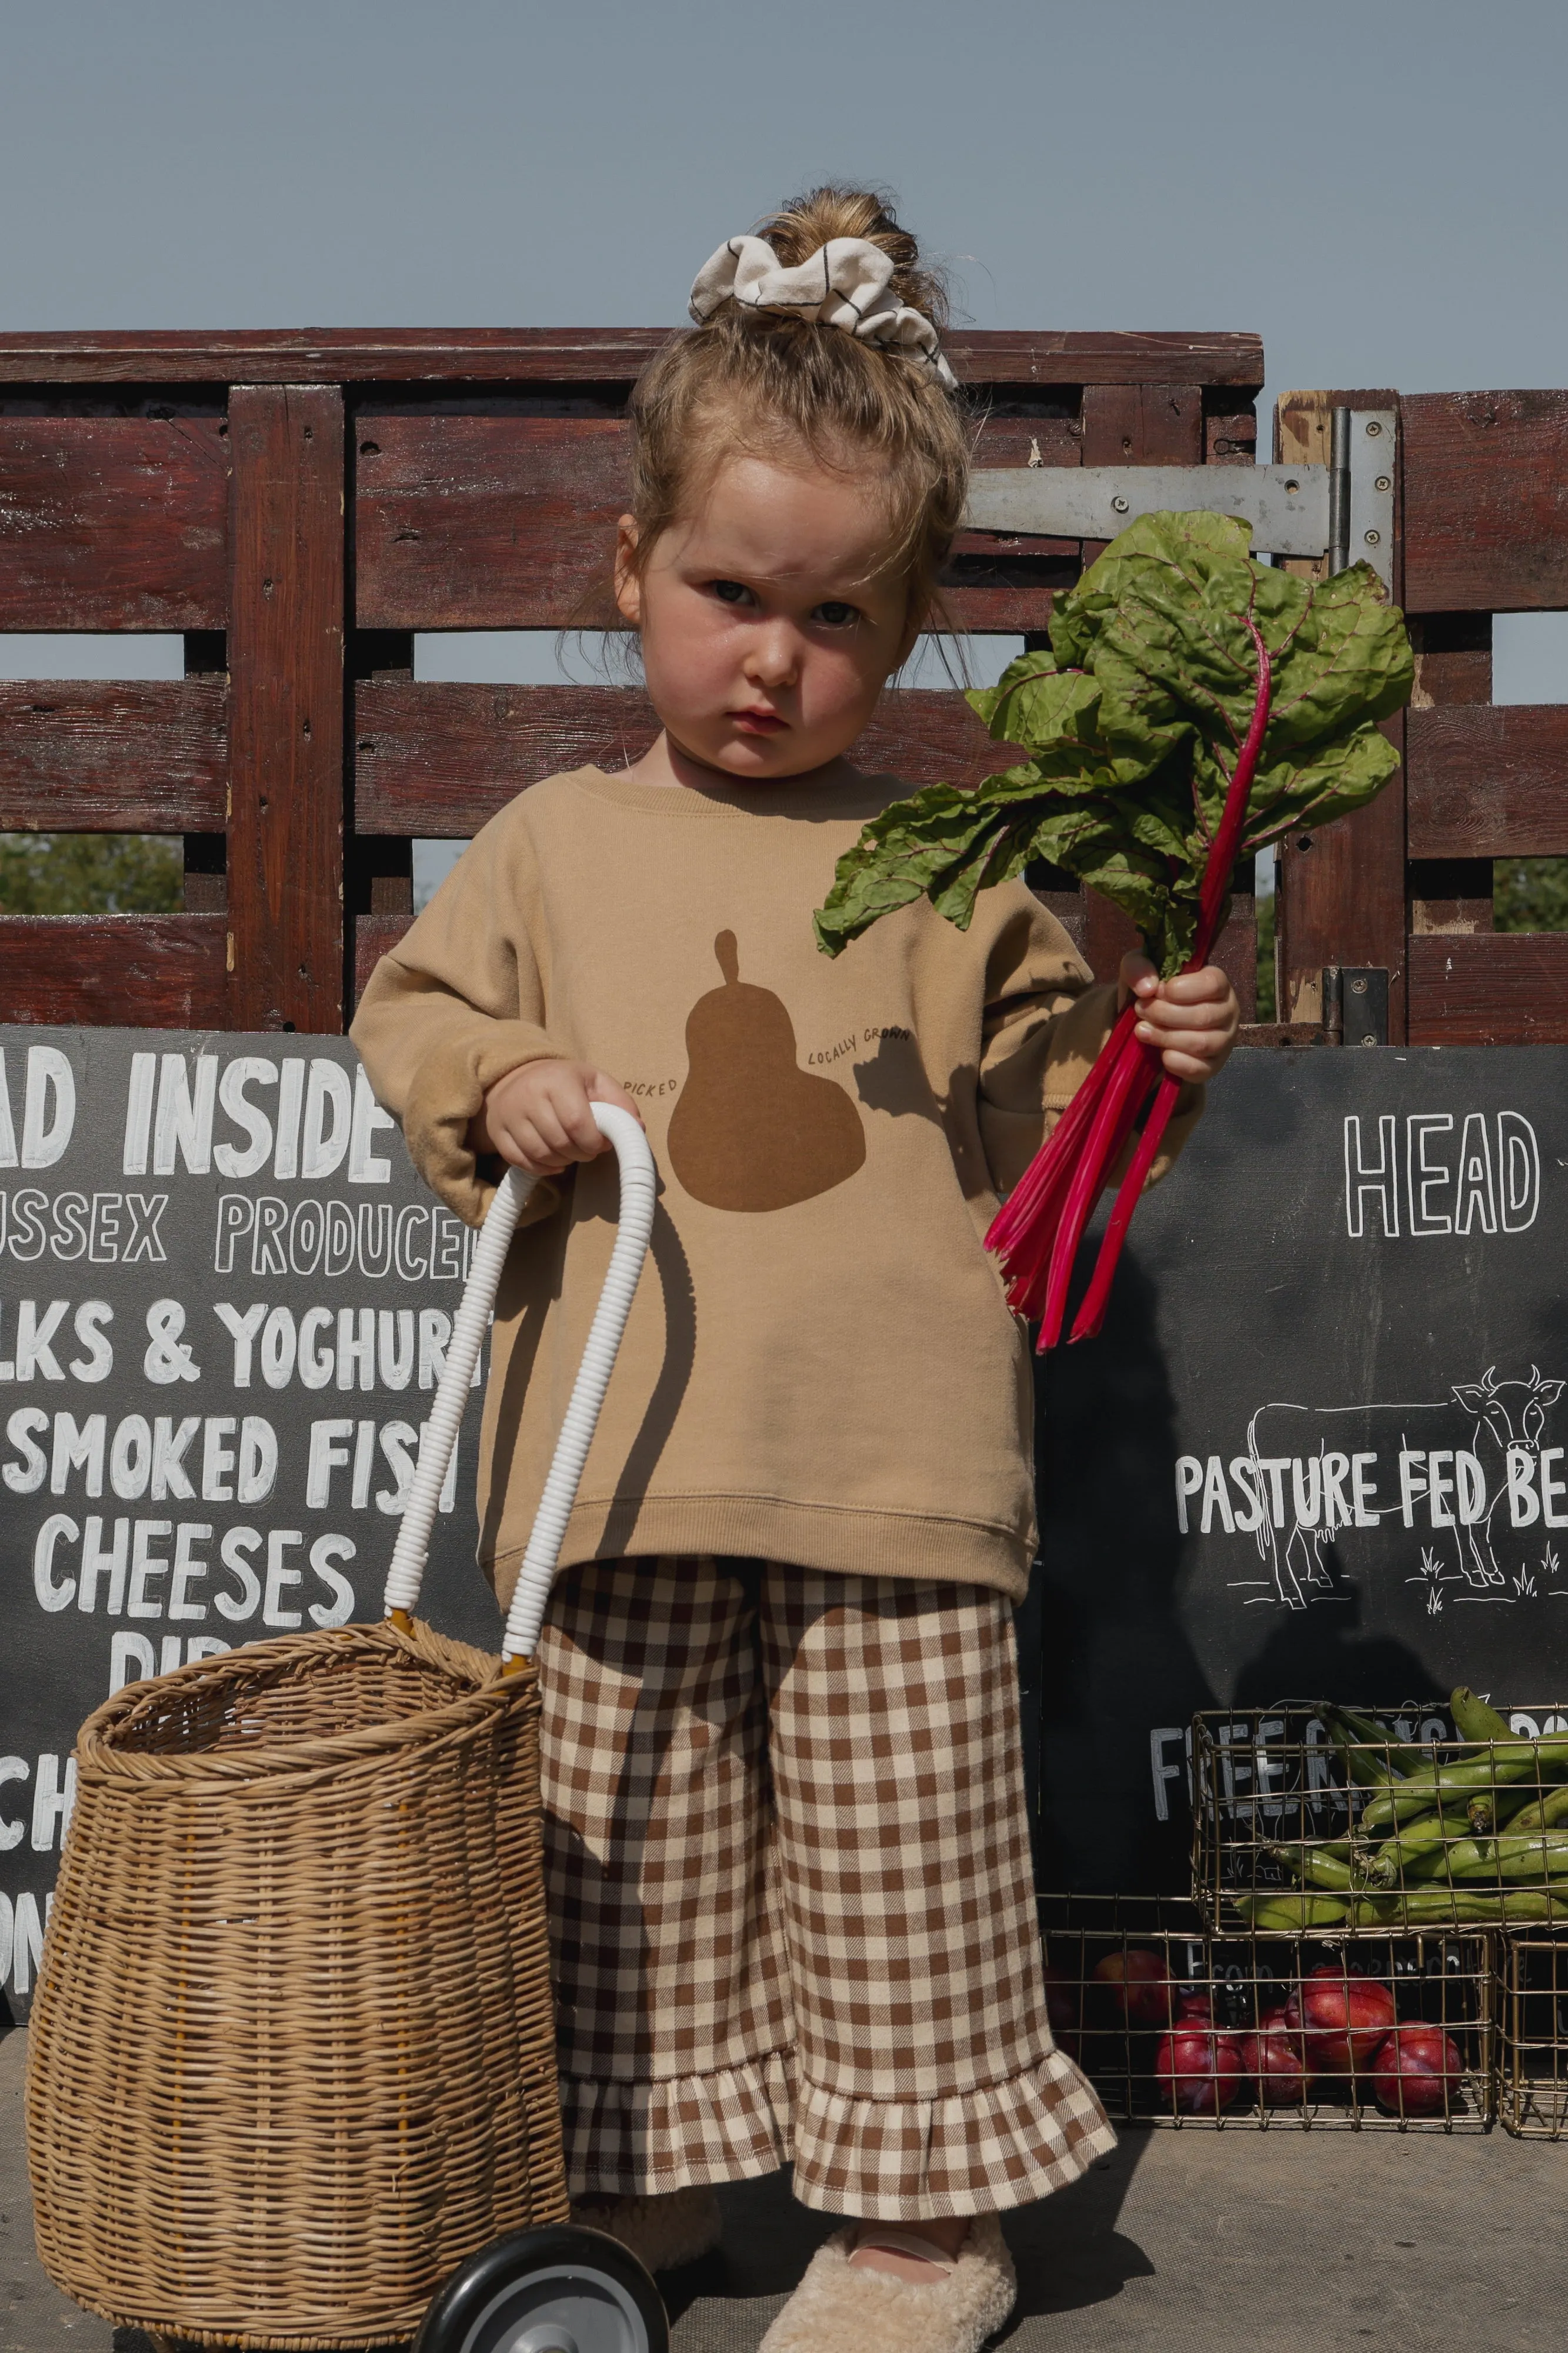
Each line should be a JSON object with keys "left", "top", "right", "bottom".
{"left": 536, "top": 1557, "right": 1115, "bottom": 2219}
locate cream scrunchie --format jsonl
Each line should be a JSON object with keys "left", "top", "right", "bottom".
{"left": 688, "top": 234, "right": 957, "bottom": 388}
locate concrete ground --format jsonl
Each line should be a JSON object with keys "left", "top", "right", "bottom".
{"left": 4, "top": 2027, "right": 1562, "bottom": 2353}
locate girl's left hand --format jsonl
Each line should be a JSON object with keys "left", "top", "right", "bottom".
{"left": 1118, "top": 953, "right": 1241, "bottom": 1085}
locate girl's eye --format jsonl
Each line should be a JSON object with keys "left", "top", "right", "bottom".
{"left": 709, "top": 579, "right": 753, "bottom": 606}
{"left": 813, "top": 601, "right": 861, "bottom": 628}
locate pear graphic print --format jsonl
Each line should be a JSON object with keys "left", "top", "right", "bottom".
{"left": 668, "top": 931, "right": 867, "bottom": 1211}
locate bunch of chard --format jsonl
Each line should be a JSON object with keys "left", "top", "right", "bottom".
{"left": 814, "top": 511, "right": 1413, "bottom": 1347}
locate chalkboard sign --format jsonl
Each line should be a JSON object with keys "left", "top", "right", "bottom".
{"left": 0, "top": 1028, "right": 500, "bottom": 2017}
{"left": 6, "top": 1034, "right": 1568, "bottom": 2016}
{"left": 1035, "top": 1042, "right": 1568, "bottom": 1896}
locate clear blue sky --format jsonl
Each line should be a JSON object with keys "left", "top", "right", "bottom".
{"left": 4, "top": 0, "right": 1566, "bottom": 736}
{"left": 5, "top": 0, "right": 1565, "bottom": 395}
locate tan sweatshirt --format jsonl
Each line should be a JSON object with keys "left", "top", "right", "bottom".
{"left": 351, "top": 765, "right": 1200, "bottom": 1605}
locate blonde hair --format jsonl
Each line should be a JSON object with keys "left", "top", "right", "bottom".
{"left": 625, "top": 186, "right": 970, "bottom": 635}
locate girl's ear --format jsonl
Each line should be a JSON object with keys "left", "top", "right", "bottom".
{"left": 613, "top": 516, "right": 643, "bottom": 627}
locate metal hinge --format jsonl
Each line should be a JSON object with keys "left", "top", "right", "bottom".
{"left": 1323, "top": 965, "right": 1389, "bottom": 1046}
{"left": 962, "top": 408, "right": 1396, "bottom": 591}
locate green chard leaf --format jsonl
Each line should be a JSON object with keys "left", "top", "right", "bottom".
{"left": 813, "top": 781, "right": 1001, "bottom": 956}
{"left": 966, "top": 650, "right": 1060, "bottom": 741}
{"left": 814, "top": 508, "right": 1414, "bottom": 976}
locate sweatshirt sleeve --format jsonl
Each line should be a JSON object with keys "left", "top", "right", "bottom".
{"left": 976, "top": 889, "right": 1203, "bottom": 1199}
{"left": 349, "top": 808, "right": 567, "bottom": 1227}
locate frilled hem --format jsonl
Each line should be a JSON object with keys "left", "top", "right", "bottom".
{"left": 559, "top": 2046, "right": 1114, "bottom": 2219}
{"left": 791, "top": 2048, "right": 1117, "bottom": 2221}
{"left": 560, "top": 2052, "right": 795, "bottom": 2197}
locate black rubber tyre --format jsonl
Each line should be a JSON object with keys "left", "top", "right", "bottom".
{"left": 412, "top": 2223, "right": 669, "bottom": 2353}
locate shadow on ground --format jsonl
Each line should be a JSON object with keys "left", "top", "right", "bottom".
{"left": 661, "top": 2137, "right": 1153, "bottom": 2345}
{"left": 1000, "top": 2134, "right": 1153, "bottom": 2332}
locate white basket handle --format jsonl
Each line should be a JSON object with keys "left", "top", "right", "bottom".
{"left": 382, "top": 1101, "right": 656, "bottom": 1662}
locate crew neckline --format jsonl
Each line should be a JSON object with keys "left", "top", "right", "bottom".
{"left": 568, "top": 765, "right": 896, "bottom": 821}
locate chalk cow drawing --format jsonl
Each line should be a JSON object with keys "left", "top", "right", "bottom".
{"left": 1239, "top": 1368, "right": 1565, "bottom": 1612}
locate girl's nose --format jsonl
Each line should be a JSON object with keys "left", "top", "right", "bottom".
{"left": 745, "top": 623, "right": 800, "bottom": 690}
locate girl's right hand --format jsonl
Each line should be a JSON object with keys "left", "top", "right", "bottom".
{"left": 472, "top": 1061, "right": 642, "bottom": 1176}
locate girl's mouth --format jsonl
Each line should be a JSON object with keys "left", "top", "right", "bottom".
{"left": 733, "top": 708, "right": 787, "bottom": 735}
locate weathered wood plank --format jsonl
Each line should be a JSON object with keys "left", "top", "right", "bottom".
{"left": 1403, "top": 391, "right": 1568, "bottom": 612}
{"left": 355, "top": 912, "right": 412, "bottom": 1006}
{"left": 1404, "top": 601, "right": 1493, "bottom": 939}
{"left": 227, "top": 386, "right": 345, "bottom": 1032}
{"left": 1210, "top": 897, "right": 1258, "bottom": 1026}
{"left": 355, "top": 411, "right": 1085, "bottom": 634}
{"left": 0, "top": 914, "right": 228, "bottom": 1026}
{"left": 1273, "top": 718, "right": 1409, "bottom": 1033}
{"left": 1407, "top": 931, "right": 1568, "bottom": 1045}
{"left": 355, "top": 414, "right": 629, "bottom": 632}
{"left": 1272, "top": 390, "right": 1407, "bottom": 1036}
{"left": 353, "top": 678, "right": 1011, "bottom": 833}
{"left": 1410, "top": 612, "right": 1492, "bottom": 708}
{"left": 1407, "top": 704, "right": 1568, "bottom": 858}
{"left": 0, "top": 418, "right": 229, "bottom": 628}
{"left": 1205, "top": 403, "right": 1258, "bottom": 467}
{"left": 0, "top": 328, "right": 1266, "bottom": 389}
{"left": 0, "top": 678, "right": 226, "bottom": 829}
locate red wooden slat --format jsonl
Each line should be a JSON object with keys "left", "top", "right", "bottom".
{"left": 227, "top": 386, "right": 345, "bottom": 1032}
{"left": 0, "top": 418, "right": 229, "bottom": 629}
{"left": 355, "top": 414, "right": 1084, "bottom": 635}
{"left": 1272, "top": 391, "right": 1407, "bottom": 1038}
{"left": 0, "top": 678, "right": 226, "bottom": 830}
{"left": 353, "top": 679, "right": 1012, "bottom": 834}
{"left": 1410, "top": 613, "right": 1492, "bottom": 707}
{"left": 355, "top": 414, "right": 629, "bottom": 632}
{"left": 1211, "top": 898, "right": 1258, "bottom": 1025}
{"left": 1407, "top": 704, "right": 1568, "bottom": 856}
{"left": 1408, "top": 931, "right": 1568, "bottom": 1044}
{"left": 355, "top": 912, "right": 412, "bottom": 1006}
{"left": 0, "top": 328, "right": 1265, "bottom": 388}
{"left": 0, "top": 914, "right": 228, "bottom": 1026}
{"left": 1403, "top": 391, "right": 1568, "bottom": 613}
{"left": 946, "top": 414, "right": 1080, "bottom": 566}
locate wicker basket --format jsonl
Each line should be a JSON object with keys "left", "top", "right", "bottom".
{"left": 26, "top": 1110, "right": 659, "bottom": 2350}
{"left": 26, "top": 1619, "right": 566, "bottom": 2348}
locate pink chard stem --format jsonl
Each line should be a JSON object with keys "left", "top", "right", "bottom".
{"left": 1069, "top": 1071, "right": 1182, "bottom": 1341}
{"left": 1038, "top": 1035, "right": 1161, "bottom": 1345}
{"left": 985, "top": 998, "right": 1142, "bottom": 1291}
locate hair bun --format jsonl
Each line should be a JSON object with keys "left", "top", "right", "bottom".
{"left": 755, "top": 185, "right": 949, "bottom": 335}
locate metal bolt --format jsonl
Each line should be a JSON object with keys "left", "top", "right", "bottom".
{"left": 1350, "top": 977, "right": 1367, "bottom": 995}
{"left": 1375, "top": 475, "right": 1392, "bottom": 492}
{"left": 1365, "top": 529, "right": 1382, "bottom": 545}
{"left": 1366, "top": 421, "right": 1383, "bottom": 436}
{"left": 1359, "top": 1032, "right": 1378, "bottom": 1046}
{"left": 1111, "top": 494, "right": 1129, "bottom": 514}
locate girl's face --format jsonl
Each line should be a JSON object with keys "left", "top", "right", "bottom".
{"left": 615, "top": 451, "right": 916, "bottom": 782}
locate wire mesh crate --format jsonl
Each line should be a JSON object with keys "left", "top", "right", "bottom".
{"left": 1191, "top": 1704, "right": 1568, "bottom": 1936}
{"left": 1496, "top": 1934, "right": 1568, "bottom": 2138}
{"left": 1039, "top": 1892, "right": 1494, "bottom": 2130}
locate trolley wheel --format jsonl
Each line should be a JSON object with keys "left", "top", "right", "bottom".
{"left": 413, "top": 2222, "right": 669, "bottom": 2353}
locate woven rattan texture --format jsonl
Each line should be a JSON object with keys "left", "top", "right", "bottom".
{"left": 25, "top": 1619, "right": 569, "bottom": 2349}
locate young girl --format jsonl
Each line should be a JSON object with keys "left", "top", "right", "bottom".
{"left": 352, "top": 186, "right": 1239, "bottom": 2353}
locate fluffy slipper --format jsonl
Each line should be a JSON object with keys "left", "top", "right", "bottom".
{"left": 568, "top": 2183, "right": 723, "bottom": 2272}
{"left": 758, "top": 2216, "right": 1016, "bottom": 2353}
